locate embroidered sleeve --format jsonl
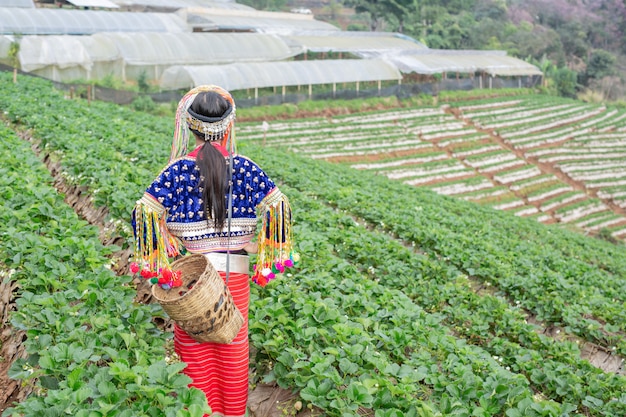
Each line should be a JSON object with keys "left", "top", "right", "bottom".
{"left": 130, "top": 163, "right": 183, "bottom": 285}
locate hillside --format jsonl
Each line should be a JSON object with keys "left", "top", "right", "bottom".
{"left": 1, "top": 73, "right": 625, "bottom": 416}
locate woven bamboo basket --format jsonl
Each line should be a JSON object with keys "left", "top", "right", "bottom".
{"left": 151, "top": 253, "right": 244, "bottom": 344}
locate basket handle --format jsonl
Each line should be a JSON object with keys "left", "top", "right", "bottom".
{"left": 225, "top": 149, "right": 234, "bottom": 284}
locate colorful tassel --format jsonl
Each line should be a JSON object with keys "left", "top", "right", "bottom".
{"left": 252, "top": 188, "right": 298, "bottom": 286}
{"left": 131, "top": 194, "right": 183, "bottom": 289}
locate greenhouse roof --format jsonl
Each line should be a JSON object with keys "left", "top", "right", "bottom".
{"left": 106, "top": 32, "right": 299, "bottom": 65}
{"left": 281, "top": 32, "right": 427, "bottom": 53}
{"left": 182, "top": 8, "right": 340, "bottom": 34}
{"left": 0, "top": 7, "right": 189, "bottom": 34}
{"left": 111, "top": 0, "right": 251, "bottom": 10}
{"left": 4, "top": 0, "right": 34, "bottom": 7}
{"left": 17, "top": 32, "right": 301, "bottom": 71}
{"left": 386, "top": 50, "right": 542, "bottom": 76}
{"left": 66, "top": 0, "right": 120, "bottom": 8}
{"left": 160, "top": 59, "right": 402, "bottom": 91}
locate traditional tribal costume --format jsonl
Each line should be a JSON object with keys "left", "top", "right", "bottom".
{"left": 131, "top": 85, "right": 296, "bottom": 417}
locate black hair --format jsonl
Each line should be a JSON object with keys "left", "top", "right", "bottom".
{"left": 190, "top": 91, "right": 231, "bottom": 230}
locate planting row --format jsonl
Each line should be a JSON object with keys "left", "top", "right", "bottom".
{"left": 0, "top": 123, "right": 210, "bottom": 417}
{"left": 2, "top": 74, "right": 625, "bottom": 415}
{"left": 3, "top": 73, "right": 625, "bottom": 354}
{"left": 239, "top": 95, "right": 626, "bottom": 239}
{"left": 258, "top": 179, "right": 626, "bottom": 416}
{"left": 239, "top": 142, "right": 626, "bottom": 356}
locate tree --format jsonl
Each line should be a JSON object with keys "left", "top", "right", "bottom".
{"left": 8, "top": 34, "right": 21, "bottom": 84}
{"left": 586, "top": 49, "right": 616, "bottom": 79}
{"left": 421, "top": 13, "right": 468, "bottom": 49}
{"left": 380, "top": 0, "right": 417, "bottom": 33}
{"left": 552, "top": 66, "right": 578, "bottom": 97}
{"left": 323, "top": 0, "right": 343, "bottom": 20}
{"left": 557, "top": 20, "right": 589, "bottom": 59}
{"left": 474, "top": 0, "right": 507, "bottom": 21}
{"left": 344, "top": 0, "right": 387, "bottom": 31}
{"left": 504, "top": 23, "right": 564, "bottom": 62}
{"left": 345, "top": 0, "right": 418, "bottom": 32}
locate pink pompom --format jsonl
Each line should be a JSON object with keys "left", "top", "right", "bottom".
{"left": 130, "top": 262, "right": 140, "bottom": 274}
{"left": 275, "top": 262, "right": 285, "bottom": 273}
{"left": 283, "top": 259, "right": 294, "bottom": 268}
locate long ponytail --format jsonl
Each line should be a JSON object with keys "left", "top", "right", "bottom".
{"left": 188, "top": 91, "right": 233, "bottom": 230}
{"left": 197, "top": 142, "right": 229, "bottom": 230}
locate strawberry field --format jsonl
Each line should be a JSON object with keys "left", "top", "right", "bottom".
{"left": 1, "top": 72, "right": 626, "bottom": 417}
{"left": 239, "top": 95, "right": 626, "bottom": 240}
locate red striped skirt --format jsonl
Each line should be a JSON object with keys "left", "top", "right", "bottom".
{"left": 174, "top": 270, "right": 249, "bottom": 417}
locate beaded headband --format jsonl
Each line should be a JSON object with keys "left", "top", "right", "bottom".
{"left": 170, "top": 85, "right": 237, "bottom": 162}
{"left": 187, "top": 104, "right": 236, "bottom": 142}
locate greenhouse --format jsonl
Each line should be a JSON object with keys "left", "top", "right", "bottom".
{"left": 17, "top": 32, "right": 302, "bottom": 82}
{"left": 182, "top": 8, "right": 340, "bottom": 34}
{"left": 63, "top": 0, "right": 120, "bottom": 7}
{"left": 111, "top": 0, "right": 252, "bottom": 11}
{"left": 159, "top": 59, "right": 402, "bottom": 91}
{"left": 4, "top": 0, "right": 35, "bottom": 7}
{"left": 386, "top": 50, "right": 544, "bottom": 77}
{"left": 0, "top": 7, "right": 189, "bottom": 35}
{"left": 2, "top": 2, "right": 542, "bottom": 92}
{"left": 281, "top": 32, "right": 427, "bottom": 54}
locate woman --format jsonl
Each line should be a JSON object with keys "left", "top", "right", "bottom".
{"left": 131, "top": 85, "right": 296, "bottom": 416}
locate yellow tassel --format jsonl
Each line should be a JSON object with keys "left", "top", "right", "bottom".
{"left": 132, "top": 195, "right": 180, "bottom": 274}
{"left": 253, "top": 189, "right": 295, "bottom": 285}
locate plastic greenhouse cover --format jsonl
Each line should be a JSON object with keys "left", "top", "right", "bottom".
{"left": 19, "top": 36, "right": 93, "bottom": 72}
{"left": 183, "top": 8, "right": 340, "bottom": 34}
{"left": 0, "top": 7, "right": 189, "bottom": 34}
{"left": 18, "top": 35, "right": 121, "bottom": 71}
{"left": 66, "top": 0, "right": 120, "bottom": 8}
{"left": 16, "top": 32, "right": 301, "bottom": 71}
{"left": 387, "top": 51, "right": 542, "bottom": 76}
{"left": 111, "top": 0, "right": 249, "bottom": 8}
{"left": 281, "top": 32, "right": 427, "bottom": 53}
{"left": 91, "top": 32, "right": 301, "bottom": 65}
{"left": 159, "top": 59, "right": 402, "bottom": 91}
{"left": 3, "top": 0, "right": 34, "bottom": 7}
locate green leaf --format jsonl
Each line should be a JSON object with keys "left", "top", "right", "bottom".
{"left": 97, "top": 381, "right": 116, "bottom": 396}
{"left": 71, "top": 387, "right": 93, "bottom": 404}
{"left": 582, "top": 395, "right": 603, "bottom": 408}
{"left": 346, "top": 382, "right": 373, "bottom": 406}
{"left": 66, "top": 367, "right": 85, "bottom": 390}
